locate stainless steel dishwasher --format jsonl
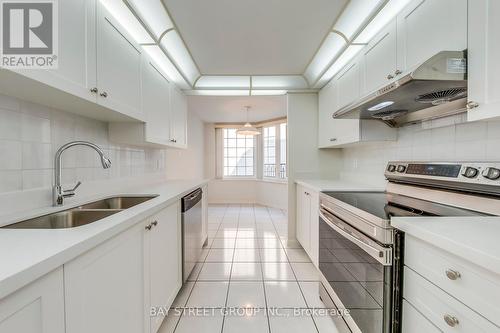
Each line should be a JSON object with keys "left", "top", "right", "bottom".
{"left": 181, "top": 188, "right": 203, "bottom": 282}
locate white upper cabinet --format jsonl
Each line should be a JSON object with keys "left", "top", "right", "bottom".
{"left": 97, "top": 1, "right": 143, "bottom": 120}
{"left": 169, "top": 85, "right": 188, "bottom": 148}
{"left": 396, "top": 0, "right": 467, "bottom": 72}
{"left": 336, "top": 58, "right": 361, "bottom": 110}
{"left": 142, "top": 60, "right": 172, "bottom": 145}
{"left": 16, "top": 0, "right": 97, "bottom": 103}
{"left": 362, "top": 20, "right": 398, "bottom": 94}
{"left": 467, "top": 0, "right": 500, "bottom": 121}
{"left": 0, "top": 268, "right": 65, "bottom": 333}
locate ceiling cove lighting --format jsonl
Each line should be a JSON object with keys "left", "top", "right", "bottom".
{"left": 142, "top": 45, "right": 190, "bottom": 90}
{"left": 314, "top": 44, "right": 365, "bottom": 88}
{"left": 306, "top": 0, "right": 386, "bottom": 86}
{"left": 100, "top": 0, "right": 154, "bottom": 44}
{"left": 251, "top": 76, "right": 308, "bottom": 89}
{"left": 160, "top": 31, "right": 201, "bottom": 85}
{"left": 184, "top": 90, "right": 251, "bottom": 96}
{"left": 236, "top": 106, "right": 261, "bottom": 136}
{"left": 126, "top": 0, "right": 174, "bottom": 40}
{"left": 195, "top": 76, "right": 250, "bottom": 89}
{"left": 251, "top": 90, "right": 287, "bottom": 96}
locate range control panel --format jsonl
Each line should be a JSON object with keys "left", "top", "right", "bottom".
{"left": 385, "top": 161, "right": 500, "bottom": 185}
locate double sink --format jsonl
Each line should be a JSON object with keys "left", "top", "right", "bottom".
{"left": 3, "top": 196, "right": 157, "bottom": 229}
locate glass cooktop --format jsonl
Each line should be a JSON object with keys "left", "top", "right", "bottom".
{"left": 322, "top": 191, "right": 487, "bottom": 220}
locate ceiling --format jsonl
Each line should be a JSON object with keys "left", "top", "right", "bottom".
{"left": 188, "top": 96, "right": 286, "bottom": 123}
{"left": 162, "top": 0, "right": 348, "bottom": 75}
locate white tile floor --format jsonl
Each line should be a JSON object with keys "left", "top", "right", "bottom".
{"left": 158, "top": 204, "right": 345, "bottom": 333}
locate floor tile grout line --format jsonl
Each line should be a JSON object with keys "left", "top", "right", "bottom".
{"left": 256, "top": 205, "right": 273, "bottom": 333}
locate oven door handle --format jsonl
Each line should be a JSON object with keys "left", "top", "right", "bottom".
{"left": 319, "top": 209, "right": 392, "bottom": 266}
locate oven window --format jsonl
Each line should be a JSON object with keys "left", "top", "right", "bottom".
{"left": 319, "top": 217, "right": 392, "bottom": 333}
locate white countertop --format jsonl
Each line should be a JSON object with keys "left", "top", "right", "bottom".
{"left": 0, "top": 179, "right": 208, "bottom": 299}
{"left": 295, "top": 179, "right": 385, "bottom": 192}
{"left": 392, "top": 217, "right": 500, "bottom": 276}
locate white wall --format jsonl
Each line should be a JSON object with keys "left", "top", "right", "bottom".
{"left": 165, "top": 110, "right": 206, "bottom": 180}
{"left": 339, "top": 115, "right": 500, "bottom": 186}
{"left": 287, "top": 93, "right": 342, "bottom": 240}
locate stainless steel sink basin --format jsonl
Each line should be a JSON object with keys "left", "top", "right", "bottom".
{"left": 2, "top": 195, "right": 157, "bottom": 229}
{"left": 4, "top": 209, "right": 122, "bottom": 229}
{"left": 75, "top": 196, "right": 157, "bottom": 210}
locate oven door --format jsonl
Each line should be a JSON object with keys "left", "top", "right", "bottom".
{"left": 319, "top": 207, "right": 393, "bottom": 333}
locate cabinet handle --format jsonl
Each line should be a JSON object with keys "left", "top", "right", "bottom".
{"left": 394, "top": 69, "right": 402, "bottom": 75}
{"left": 445, "top": 269, "right": 461, "bottom": 280}
{"left": 443, "top": 314, "right": 459, "bottom": 327}
{"left": 466, "top": 101, "right": 479, "bottom": 109}
{"left": 170, "top": 139, "right": 177, "bottom": 143}
{"left": 387, "top": 74, "right": 394, "bottom": 80}
{"left": 100, "top": 91, "right": 108, "bottom": 98}
{"left": 90, "top": 87, "right": 98, "bottom": 94}
{"left": 145, "top": 224, "right": 152, "bottom": 230}
{"left": 329, "top": 138, "right": 337, "bottom": 142}
{"left": 151, "top": 220, "right": 158, "bottom": 227}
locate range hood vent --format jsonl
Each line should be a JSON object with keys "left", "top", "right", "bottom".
{"left": 333, "top": 51, "right": 467, "bottom": 127}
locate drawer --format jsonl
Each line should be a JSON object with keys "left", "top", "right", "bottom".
{"left": 404, "top": 267, "right": 499, "bottom": 332}
{"left": 402, "top": 299, "right": 440, "bottom": 333}
{"left": 405, "top": 235, "right": 500, "bottom": 325}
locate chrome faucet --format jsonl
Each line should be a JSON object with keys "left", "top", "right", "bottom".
{"left": 53, "top": 141, "right": 112, "bottom": 206}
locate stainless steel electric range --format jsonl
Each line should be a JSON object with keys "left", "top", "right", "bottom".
{"left": 317, "top": 161, "right": 500, "bottom": 333}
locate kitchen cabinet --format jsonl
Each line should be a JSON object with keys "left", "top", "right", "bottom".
{"left": 318, "top": 79, "right": 396, "bottom": 148}
{"left": 202, "top": 184, "right": 209, "bottom": 246}
{"left": 335, "top": 58, "right": 361, "bottom": 111}
{"left": 467, "top": 0, "right": 500, "bottom": 122}
{"left": 296, "top": 184, "right": 319, "bottom": 266}
{"left": 13, "top": 0, "right": 97, "bottom": 104}
{"left": 396, "top": 0, "right": 467, "bottom": 72}
{"left": 362, "top": 20, "right": 398, "bottom": 94}
{"left": 145, "top": 203, "right": 182, "bottom": 333}
{"left": 169, "top": 84, "right": 188, "bottom": 148}
{"left": 402, "top": 300, "right": 440, "bottom": 333}
{"left": 0, "top": 268, "right": 65, "bottom": 333}
{"left": 64, "top": 202, "right": 182, "bottom": 333}
{"left": 64, "top": 222, "right": 147, "bottom": 333}
{"left": 97, "top": 1, "right": 143, "bottom": 120}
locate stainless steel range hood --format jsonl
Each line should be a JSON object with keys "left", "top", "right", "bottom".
{"left": 332, "top": 51, "right": 467, "bottom": 127}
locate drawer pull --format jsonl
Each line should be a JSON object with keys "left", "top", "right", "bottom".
{"left": 445, "top": 269, "right": 461, "bottom": 280}
{"left": 444, "top": 314, "right": 459, "bottom": 327}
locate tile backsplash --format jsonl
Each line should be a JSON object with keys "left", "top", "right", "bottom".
{"left": 0, "top": 94, "right": 166, "bottom": 194}
{"left": 340, "top": 117, "right": 500, "bottom": 186}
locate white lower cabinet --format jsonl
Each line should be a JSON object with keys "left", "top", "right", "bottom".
{"left": 64, "top": 222, "right": 147, "bottom": 333}
{"left": 296, "top": 184, "right": 319, "bottom": 266}
{"left": 0, "top": 268, "right": 65, "bottom": 333}
{"left": 403, "top": 235, "right": 500, "bottom": 331}
{"left": 402, "top": 300, "right": 440, "bottom": 333}
{"left": 145, "top": 203, "right": 182, "bottom": 333}
{"left": 65, "top": 202, "right": 182, "bottom": 333}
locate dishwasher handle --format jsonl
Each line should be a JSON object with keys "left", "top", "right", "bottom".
{"left": 182, "top": 188, "right": 203, "bottom": 212}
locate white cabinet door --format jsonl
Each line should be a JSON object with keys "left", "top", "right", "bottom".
{"left": 97, "top": 1, "right": 143, "bottom": 120}
{"left": 362, "top": 19, "right": 398, "bottom": 94}
{"left": 142, "top": 59, "right": 172, "bottom": 144}
{"left": 15, "top": 0, "right": 97, "bottom": 103}
{"left": 146, "top": 203, "right": 182, "bottom": 333}
{"left": 169, "top": 84, "right": 188, "bottom": 148}
{"left": 336, "top": 60, "right": 361, "bottom": 111}
{"left": 397, "top": 0, "right": 467, "bottom": 72}
{"left": 467, "top": 0, "right": 500, "bottom": 121}
{"left": 0, "top": 268, "right": 65, "bottom": 333}
{"left": 296, "top": 185, "right": 311, "bottom": 253}
{"left": 308, "top": 189, "right": 319, "bottom": 267}
{"left": 318, "top": 80, "right": 338, "bottom": 147}
{"left": 402, "top": 300, "right": 440, "bottom": 333}
{"left": 64, "top": 223, "right": 146, "bottom": 333}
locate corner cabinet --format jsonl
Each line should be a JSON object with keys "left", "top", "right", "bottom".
{"left": 467, "top": 0, "right": 500, "bottom": 122}
{"left": 0, "top": 268, "right": 65, "bottom": 333}
{"left": 296, "top": 184, "right": 319, "bottom": 266}
{"left": 64, "top": 202, "right": 182, "bottom": 333}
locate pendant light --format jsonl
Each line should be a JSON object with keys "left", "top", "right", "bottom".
{"left": 236, "top": 106, "right": 261, "bottom": 136}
